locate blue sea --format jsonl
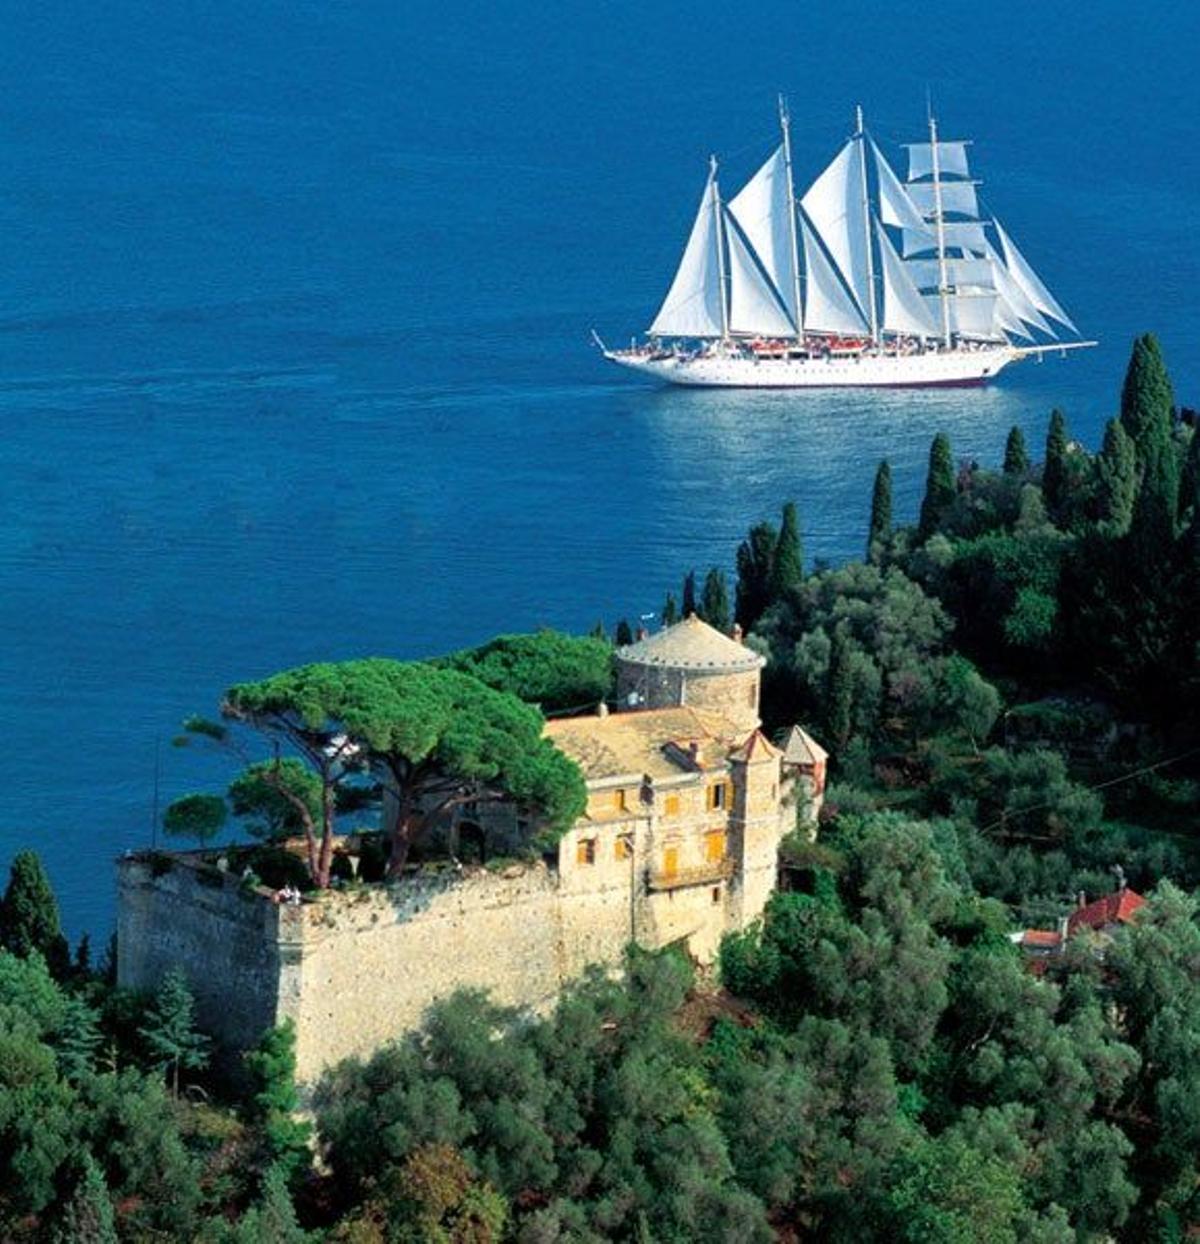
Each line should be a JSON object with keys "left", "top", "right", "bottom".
{"left": 1, "top": 2, "right": 1196, "bottom": 940}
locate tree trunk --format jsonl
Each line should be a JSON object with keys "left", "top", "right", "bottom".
{"left": 386, "top": 818, "right": 413, "bottom": 881}
{"left": 315, "top": 781, "right": 337, "bottom": 889}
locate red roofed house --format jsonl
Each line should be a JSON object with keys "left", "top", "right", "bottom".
{"left": 1011, "top": 884, "right": 1146, "bottom": 973}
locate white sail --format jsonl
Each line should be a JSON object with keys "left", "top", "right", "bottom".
{"left": 800, "top": 214, "right": 868, "bottom": 335}
{"left": 800, "top": 140, "right": 871, "bottom": 319}
{"left": 922, "top": 291, "right": 1002, "bottom": 339}
{"left": 876, "top": 220, "right": 938, "bottom": 337}
{"left": 649, "top": 173, "right": 726, "bottom": 338}
{"left": 907, "top": 180, "right": 979, "bottom": 218}
{"left": 906, "top": 140, "right": 971, "bottom": 181}
{"left": 872, "top": 140, "right": 931, "bottom": 233}
{"left": 728, "top": 147, "right": 798, "bottom": 326}
{"left": 903, "top": 221, "right": 989, "bottom": 257}
{"left": 905, "top": 257, "right": 995, "bottom": 289}
{"left": 984, "top": 238, "right": 1054, "bottom": 337}
{"left": 725, "top": 210, "right": 795, "bottom": 336}
{"left": 994, "top": 219, "right": 1077, "bottom": 333}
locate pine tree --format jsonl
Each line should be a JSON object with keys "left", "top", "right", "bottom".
{"left": 867, "top": 461, "right": 892, "bottom": 563}
{"left": 1120, "top": 332, "right": 1175, "bottom": 462}
{"left": 53, "top": 1156, "right": 117, "bottom": 1244}
{"left": 244, "top": 1021, "right": 312, "bottom": 1179}
{"left": 229, "top": 1163, "right": 306, "bottom": 1244}
{"left": 614, "top": 619, "right": 634, "bottom": 647}
{"left": 1002, "top": 426, "right": 1030, "bottom": 475}
{"left": 1042, "top": 409, "right": 1070, "bottom": 521}
{"left": 1096, "top": 418, "right": 1138, "bottom": 535}
{"left": 55, "top": 993, "right": 102, "bottom": 1082}
{"left": 917, "top": 433, "right": 955, "bottom": 540}
{"left": 588, "top": 620, "right": 607, "bottom": 642}
{"left": 139, "top": 967, "right": 210, "bottom": 1098}
{"left": 681, "top": 570, "right": 698, "bottom": 617}
{"left": 769, "top": 502, "right": 804, "bottom": 601}
{"left": 0, "top": 850, "right": 69, "bottom": 975}
{"left": 700, "top": 569, "right": 732, "bottom": 634}
{"left": 661, "top": 593, "right": 679, "bottom": 627}
{"left": 825, "top": 627, "right": 855, "bottom": 750}
{"left": 1178, "top": 429, "right": 1200, "bottom": 529}
{"left": 734, "top": 520, "right": 777, "bottom": 631}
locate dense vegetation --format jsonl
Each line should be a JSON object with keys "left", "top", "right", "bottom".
{"left": 4, "top": 335, "right": 1199, "bottom": 1239}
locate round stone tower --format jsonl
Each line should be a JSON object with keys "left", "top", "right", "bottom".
{"left": 614, "top": 614, "right": 765, "bottom": 734}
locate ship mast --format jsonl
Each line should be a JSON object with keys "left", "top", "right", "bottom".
{"left": 778, "top": 94, "right": 805, "bottom": 343}
{"left": 855, "top": 104, "right": 879, "bottom": 345}
{"left": 929, "top": 114, "right": 952, "bottom": 348}
{"left": 710, "top": 155, "right": 731, "bottom": 341}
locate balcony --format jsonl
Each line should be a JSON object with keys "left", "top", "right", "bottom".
{"left": 648, "top": 857, "right": 735, "bottom": 893}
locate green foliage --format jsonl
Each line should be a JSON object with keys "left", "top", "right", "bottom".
{"left": 735, "top": 520, "right": 777, "bottom": 630}
{"left": 139, "top": 967, "right": 210, "bottom": 1097}
{"left": 700, "top": 566, "right": 732, "bottom": 633}
{"left": 919, "top": 433, "right": 955, "bottom": 540}
{"left": 226, "top": 1162, "right": 308, "bottom": 1244}
{"left": 1042, "top": 409, "right": 1070, "bottom": 521}
{"left": 1095, "top": 417, "right": 1137, "bottom": 534}
{"left": 1120, "top": 332, "right": 1175, "bottom": 460}
{"left": 1, "top": 850, "right": 69, "bottom": 974}
{"left": 229, "top": 758, "right": 322, "bottom": 841}
{"left": 614, "top": 618, "right": 633, "bottom": 646}
{"left": 770, "top": 500, "right": 805, "bottom": 599}
{"left": 867, "top": 459, "right": 892, "bottom": 563}
{"left": 163, "top": 793, "right": 228, "bottom": 845}
{"left": 661, "top": 591, "right": 678, "bottom": 626}
{"left": 1002, "top": 426, "right": 1030, "bottom": 476}
{"left": 682, "top": 569, "right": 697, "bottom": 617}
{"left": 52, "top": 1155, "right": 117, "bottom": 1244}
{"left": 437, "top": 629, "right": 614, "bottom": 713}
{"left": 54, "top": 993, "right": 102, "bottom": 1082}
{"left": 244, "top": 1021, "right": 312, "bottom": 1179}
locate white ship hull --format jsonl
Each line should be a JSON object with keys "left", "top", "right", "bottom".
{"left": 605, "top": 344, "right": 1018, "bottom": 389}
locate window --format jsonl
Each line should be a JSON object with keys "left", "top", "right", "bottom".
{"left": 663, "top": 793, "right": 681, "bottom": 818}
{"left": 615, "top": 835, "right": 633, "bottom": 862}
{"left": 711, "top": 886, "right": 722, "bottom": 905}
{"left": 706, "top": 781, "right": 730, "bottom": 812}
{"left": 576, "top": 838, "right": 596, "bottom": 866}
{"left": 747, "top": 682, "right": 758, "bottom": 708}
{"left": 662, "top": 845, "right": 679, "bottom": 879}
{"left": 705, "top": 830, "right": 726, "bottom": 863}
{"left": 609, "top": 789, "right": 627, "bottom": 813}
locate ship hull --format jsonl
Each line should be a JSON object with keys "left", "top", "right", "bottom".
{"left": 604, "top": 345, "right": 1018, "bottom": 389}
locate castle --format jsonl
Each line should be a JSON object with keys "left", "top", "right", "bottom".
{"left": 117, "top": 616, "right": 826, "bottom": 1086}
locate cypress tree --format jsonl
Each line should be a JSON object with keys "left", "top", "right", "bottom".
{"left": 1096, "top": 418, "right": 1137, "bottom": 535}
{"left": 1128, "top": 416, "right": 1180, "bottom": 556}
{"left": 139, "top": 967, "right": 211, "bottom": 1098}
{"left": 769, "top": 502, "right": 804, "bottom": 601}
{"left": 866, "top": 461, "right": 892, "bottom": 564}
{"left": 700, "top": 568, "right": 732, "bottom": 634}
{"left": 1120, "top": 333, "right": 1175, "bottom": 462}
{"left": 0, "top": 850, "right": 68, "bottom": 975}
{"left": 1003, "top": 426, "right": 1030, "bottom": 475}
{"left": 661, "top": 592, "right": 679, "bottom": 627}
{"left": 614, "top": 619, "right": 634, "bottom": 647}
{"left": 826, "top": 627, "right": 855, "bottom": 750}
{"left": 681, "top": 570, "right": 697, "bottom": 617}
{"left": 735, "top": 520, "right": 778, "bottom": 631}
{"left": 588, "top": 620, "right": 607, "bottom": 642}
{"left": 917, "top": 433, "right": 955, "bottom": 540}
{"left": 1042, "top": 409, "right": 1070, "bottom": 521}
{"left": 53, "top": 1156, "right": 117, "bottom": 1244}
{"left": 1178, "top": 430, "right": 1200, "bottom": 529}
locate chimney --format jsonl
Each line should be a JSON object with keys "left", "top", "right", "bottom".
{"left": 1077, "top": 890, "right": 1087, "bottom": 909}
{"left": 732, "top": 622, "right": 744, "bottom": 644}
{"left": 597, "top": 701, "right": 609, "bottom": 719}
{"left": 1112, "top": 862, "right": 1126, "bottom": 892}
{"left": 1058, "top": 914, "right": 1069, "bottom": 949}
{"left": 688, "top": 740, "right": 702, "bottom": 767}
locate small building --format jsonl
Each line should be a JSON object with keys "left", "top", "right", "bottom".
{"left": 118, "top": 615, "right": 825, "bottom": 1086}
{"left": 1011, "top": 885, "right": 1146, "bottom": 973}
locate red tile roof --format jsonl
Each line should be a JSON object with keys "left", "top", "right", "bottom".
{"left": 1067, "top": 888, "right": 1146, "bottom": 937}
{"left": 1021, "top": 929, "right": 1063, "bottom": 949}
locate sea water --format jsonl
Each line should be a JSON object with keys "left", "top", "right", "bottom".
{"left": 0, "top": 1, "right": 1196, "bottom": 937}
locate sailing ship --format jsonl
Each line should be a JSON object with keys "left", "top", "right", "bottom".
{"left": 599, "top": 103, "right": 1094, "bottom": 388}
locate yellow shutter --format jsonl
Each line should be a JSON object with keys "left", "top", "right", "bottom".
{"left": 705, "top": 830, "right": 726, "bottom": 863}
{"left": 615, "top": 835, "right": 633, "bottom": 861}
{"left": 576, "top": 839, "right": 596, "bottom": 866}
{"left": 663, "top": 845, "right": 679, "bottom": 879}
{"left": 664, "top": 793, "right": 681, "bottom": 818}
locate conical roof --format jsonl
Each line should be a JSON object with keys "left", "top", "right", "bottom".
{"left": 616, "top": 614, "right": 764, "bottom": 673}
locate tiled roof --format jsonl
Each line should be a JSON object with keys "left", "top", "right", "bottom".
{"left": 778, "top": 724, "right": 829, "bottom": 767}
{"left": 544, "top": 705, "right": 741, "bottom": 782}
{"left": 1067, "top": 888, "right": 1146, "bottom": 936}
{"left": 615, "top": 614, "right": 764, "bottom": 673}
{"left": 1019, "top": 929, "right": 1063, "bottom": 949}
{"left": 728, "top": 729, "right": 783, "bottom": 764}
